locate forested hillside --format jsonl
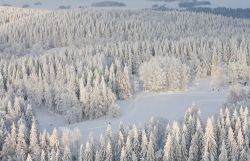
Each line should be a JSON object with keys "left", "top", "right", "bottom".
{"left": 0, "top": 7, "right": 250, "bottom": 122}
{"left": 0, "top": 7, "right": 250, "bottom": 161}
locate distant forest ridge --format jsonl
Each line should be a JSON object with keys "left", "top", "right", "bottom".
{"left": 187, "top": 7, "right": 250, "bottom": 19}
{"left": 152, "top": 6, "right": 250, "bottom": 19}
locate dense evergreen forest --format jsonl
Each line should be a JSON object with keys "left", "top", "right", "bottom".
{"left": 0, "top": 7, "right": 250, "bottom": 161}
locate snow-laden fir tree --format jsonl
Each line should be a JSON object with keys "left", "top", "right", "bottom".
{"left": 202, "top": 118, "right": 217, "bottom": 161}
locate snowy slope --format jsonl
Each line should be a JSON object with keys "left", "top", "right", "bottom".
{"left": 36, "top": 79, "right": 228, "bottom": 138}
{"left": 0, "top": 0, "right": 249, "bottom": 9}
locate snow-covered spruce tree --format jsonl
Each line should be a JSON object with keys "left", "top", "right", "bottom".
{"left": 62, "top": 145, "right": 72, "bottom": 161}
{"left": 49, "top": 128, "right": 59, "bottom": 150}
{"left": 188, "top": 120, "right": 204, "bottom": 161}
{"left": 40, "top": 149, "right": 47, "bottom": 161}
{"left": 29, "top": 118, "right": 40, "bottom": 160}
{"left": 16, "top": 120, "right": 28, "bottom": 161}
{"left": 2, "top": 123, "right": 17, "bottom": 159}
{"left": 26, "top": 154, "right": 33, "bottom": 161}
{"left": 210, "top": 49, "right": 225, "bottom": 88}
{"left": 131, "top": 125, "right": 140, "bottom": 159}
{"left": 120, "top": 147, "right": 127, "bottom": 161}
{"left": 105, "top": 141, "right": 113, "bottom": 161}
{"left": 125, "top": 134, "right": 133, "bottom": 161}
{"left": 202, "top": 118, "right": 217, "bottom": 161}
{"left": 95, "top": 134, "right": 106, "bottom": 161}
{"left": 218, "top": 140, "right": 228, "bottom": 161}
{"left": 227, "top": 127, "right": 238, "bottom": 161}
{"left": 147, "top": 136, "right": 155, "bottom": 161}
{"left": 163, "top": 133, "right": 173, "bottom": 161}
{"left": 140, "top": 130, "right": 148, "bottom": 160}
{"left": 180, "top": 132, "right": 188, "bottom": 161}
{"left": 0, "top": 118, "right": 7, "bottom": 151}
{"left": 84, "top": 142, "right": 94, "bottom": 161}
{"left": 116, "top": 65, "right": 132, "bottom": 100}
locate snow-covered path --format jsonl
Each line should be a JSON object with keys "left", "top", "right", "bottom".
{"left": 36, "top": 79, "right": 228, "bottom": 138}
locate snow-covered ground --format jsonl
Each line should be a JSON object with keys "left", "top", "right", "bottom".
{"left": 36, "top": 79, "right": 228, "bottom": 138}
{"left": 0, "top": 0, "right": 249, "bottom": 9}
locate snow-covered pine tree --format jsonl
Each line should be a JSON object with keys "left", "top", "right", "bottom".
{"left": 29, "top": 118, "right": 40, "bottom": 160}
{"left": 16, "top": 121, "right": 28, "bottom": 161}
{"left": 218, "top": 140, "right": 228, "bottom": 161}
{"left": 202, "top": 118, "right": 217, "bottom": 161}
{"left": 62, "top": 146, "right": 72, "bottom": 161}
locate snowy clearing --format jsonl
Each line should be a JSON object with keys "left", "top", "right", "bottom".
{"left": 36, "top": 79, "right": 228, "bottom": 138}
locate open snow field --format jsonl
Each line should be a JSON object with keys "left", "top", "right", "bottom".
{"left": 36, "top": 79, "right": 228, "bottom": 138}
{"left": 0, "top": 0, "right": 249, "bottom": 9}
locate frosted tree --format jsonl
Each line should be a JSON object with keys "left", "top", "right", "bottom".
{"left": 237, "top": 128, "right": 245, "bottom": 153}
{"left": 26, "top": 154, "right": 33, "bottom": 161}
{"left": 62, "top": 145, "right": 72, "bottom": 161}
{"left": 140, "top": 130, "right": 148, "bottom": 160}
{"left": 227, "top": 127, "right": 238, "bottom": 161}
{"left": 239, "top": 147, "right": 248, "bottom": 161}
{"left": 117, "top": 131, "right": 125, "bottom": 160}
{"left": 84, "top": 141, "right": 94, "bottom": 161}
{"left": 40, "top": 149, "right": 47, "bottom": 161}
{"left": 13, "top": 97, "right": 22, "bottom": 120}
{"left": 131, "top": 152, "right": 138, "bottom": 161}
{"left": 218, "top": 140, "right": 228, "bottom": 161}
{"left": 131, "top": 125, "right": 140, "bottom": 158}
{"left": 211, "top": 49, "right": 224, "bottom": 87}
{"left": 125, "top": 135, "right": 133, "bottom": 161}
{"left": 106, "top": 123, "right": 113, "bottom": 141}
{"left": 79, "top": 77, "right": 87, "bottom": 106}
{"left": 25, "top": 105, "right": 34, "bottom": 129}
{"left": 108, "top": 63, "right": 116, "bottom": 94}
{"left": 171, "top": 122, "right": 181, "bottom": 161}
{"left": 180, "top": 133, "right": 188, "bottom": 161}
{"left": 49, "top": 128, "right": 59, "bottom": 150}
{"left": 16, "top": 121, "right": 28, "bottom": 161}
{"left": 95, "top": 135, "right": 106, "bottom": 161}
{"left": 2, "top": 123, "right": 17, "bottom": 158}
{"left": 120, "top": 147, "right": 127, "bottom": 161}
{"left": 29, "top": 119, "right": 40, "bottom": 160}
{"left": 79, "top": 144, "right": 84, "bottom": 161}
{"left": 180, "top": 64, "right": 190, "bottom": 90}
{"left": 163, "top": 133, "right": 173, "bottom": 161}
{"left": 0, "top": 72, "right": 6, "bottom": 96}
{"left": 202, "top": 118, "right": 217, "bottom": 161}
{"left": 188, "top": 120, "right": 203, "bottom": 161}
{"left": 40, "top": 130, "right": 48, "bottom": 151}
{"left": 55, "top": 148, "right": 61, "bottom": 161}
{"left": 146, "top": 137, "right": 155, "bottom": 161}
{"left": 0, "top": 118, "right": 7, "bottom": 150}
{"left": 105, "top": 141, "right": 113, "bottom": 161}
{"left": 116, "top": 65, "right": 132, "bottom": 99}
{"left": 49, "top": 149, "right": 57, "bottom": 161}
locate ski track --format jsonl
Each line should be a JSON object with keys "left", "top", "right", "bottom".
{"left": 36, "top": 79, "right": 228, "bottom": 139}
